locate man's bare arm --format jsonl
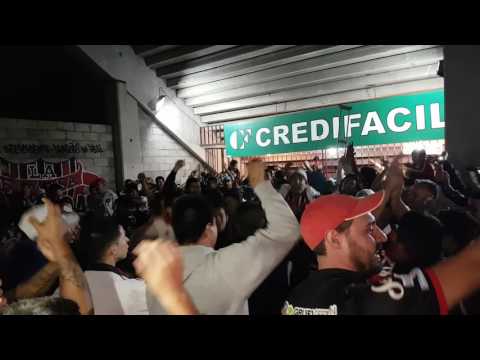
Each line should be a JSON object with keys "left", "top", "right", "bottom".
{"left": 5, "top": 262, "right": 59, "bottom": 303}
{"left": 429, "top": 240, "right": 480, "bottom": 310}
{"left": 29, "top": 198, "right": 93, "bottom": 315}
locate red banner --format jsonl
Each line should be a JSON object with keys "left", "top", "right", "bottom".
{"left": 0, "top": 157, "right": 102, "bottom": 211}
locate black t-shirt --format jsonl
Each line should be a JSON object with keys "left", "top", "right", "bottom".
{"left": 283, "top": 267, "right": 447, "bottom": 315}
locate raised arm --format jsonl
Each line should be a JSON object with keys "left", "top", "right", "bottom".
{"left": 428, "top": 239, "right": 480, "bottom": 310}
{"left": 434, "top": 164, "right": 469, "bottom": 207}
{"left": 163, "top": 160, "right": 185, "bottom": 197}
{"left": 5, "top": 262, "right": 59, "bottom": 303}
{"left": 29, "top": 198, "right": 93, "bottom": 315}
{"left": 212, "top": 160, "right": 300, "bottom": 298}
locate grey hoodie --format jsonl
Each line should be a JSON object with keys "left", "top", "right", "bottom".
{"left": 147, "top": 181, "right": 300, "bottom": 315}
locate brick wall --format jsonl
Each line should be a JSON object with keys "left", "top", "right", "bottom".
{"left": 138, "top": 107, "right": 201, "bottom": 185}
{"left": 0, "top": 118, "right": 116, "bottom": 190}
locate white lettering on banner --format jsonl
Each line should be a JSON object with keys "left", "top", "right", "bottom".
{"left": 361, "top": 111, "right": 386, "bottom": 136}
{"left": 292, "top": 122, "right": 308, "bottom": 143}
{"left": 311, "top": 119, "right": 329, "bottom": 141}
{"left": 256, "top": 128, "right": 271, "bottom": 147}
{"left": 332, "top": 116, "right": 340, "bottom": 139}
{"left": 346, "top": 114, "right": 361, "bottom": 138}
{"left": 430, "top": 103, "right": 444, "bottom": 129}
{"left": 387, "top": 107, "right": 412, "bottom": 133}
{"left": 273, "top": 125, "right": 290, "bottom": 145}
{"left": 416, "top": 105, "right": 426, "bottom": 130}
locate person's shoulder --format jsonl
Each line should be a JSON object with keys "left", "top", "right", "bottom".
{"left": 283, "top": 271, "right": 351, "bottom": 315}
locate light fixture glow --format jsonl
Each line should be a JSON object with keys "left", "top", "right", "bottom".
{"left": 155, "top": 96, "right": 166, "bottom": 112}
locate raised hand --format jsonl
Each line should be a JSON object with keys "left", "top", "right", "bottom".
{"left": 134, "top": 241, "right": 183, "bottom": 295}
{"left": 385, "top": 156, "right": 405, "bottom": 193}
{"left": 29, "top": 198, "right": 70, "bottom": 263}
{"left": 133, "top": 240, "right": 198, "bottom": 315}
{"left": 174, "top": 160, "right": 186, "bottom": 172}
{"left": 247, "top": 159, "right": 266, "bottom": 188}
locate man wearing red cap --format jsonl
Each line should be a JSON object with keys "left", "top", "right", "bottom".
{"left": 283, "top": 188, "right": 480, "bottom": 315}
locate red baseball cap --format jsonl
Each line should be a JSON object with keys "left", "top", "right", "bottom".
{"left": 301, "top": 191, "right": 385, "bottom": 250}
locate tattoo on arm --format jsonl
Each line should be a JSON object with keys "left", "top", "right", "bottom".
{"left": 7, "top": 263, "right": 60, "bottom": 302}
{"left": 59, "top": 261, "right": 88, "bottom": 290}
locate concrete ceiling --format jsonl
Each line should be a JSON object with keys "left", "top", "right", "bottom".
{"left": 131, "top": 45, "right": 444, "bottom": 125}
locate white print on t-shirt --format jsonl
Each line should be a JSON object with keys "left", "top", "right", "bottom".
{"left": 371, "top": 277, "right": 405, "bottom": 300}
{"left": 282, "top": 302, "right": 338, "bottom": 315}
{"left": 370, "top": 267, "right": 430, "bottom": 301}
{"left": 393, "top": 268, "right": 430, "bottom": 292}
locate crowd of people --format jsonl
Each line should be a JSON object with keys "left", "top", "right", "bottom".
{"left": 2, "top": 144, "right": 480, "bottom": 315}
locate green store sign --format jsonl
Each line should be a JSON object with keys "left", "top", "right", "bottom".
{"left": 224, "top": 90, "right": 445, "bottom": 157}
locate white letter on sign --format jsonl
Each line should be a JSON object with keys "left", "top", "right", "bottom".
{"left": 387, "top": 108, "right": 412, "bottom": 133}
{"left": 416, "top": 105, "right": 426, "bottom": 130}
{"left": 273, "top": 125, "right": 290, "bottom": 145}
{"left": 332, "top": 117, "right": 340, "bottom": 139}
{"left": 346, "top": 114, "right": 361, "bottom": 138}
{"left": 430, "top": 103, "right": 444, "bottom": 129}
{"left": 256, "top": 128, "right": 271, "bottom": 147}
{"left": 311, "top": 119, "right": 329, "bottom": 141}
{"left": 292, "top": 122, "right": 308, "bottom": 143}
{"left": 362, "top": 111, "right": 386, "bottom": 136}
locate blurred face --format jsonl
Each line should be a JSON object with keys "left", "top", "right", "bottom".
{"left": 412, "top": 150, "right": 426, "bottom": 167}
{"left": 98, "top": 182, "right": 106, "bottom": 193}
{"left": 403, "top": 185, "right": 434, "bottom": 212}
{"left": 113, "top": 226, "right": 130, "bottom": 262}
{"left": 224, "top": 180, "right": 233, "bottom": 190}
{"left": 208, "top": 180, "right": 218, "bottom": 190}
{"left": 138, "top": 173, "right": 146, "bottom": 181}
{"left": 187, "top": 181, "right": 202, "bottom": 194}
{"left": 343, "top": 213, "right": 386, "bottom": 274}
{"left": 383, "top": 228, "right": 410, "bottom": 264}
{"left": 313, "top": 159, "right": 321, "bottom": 169}
{"left": 290, "top": 174, "right": 307, "bottom": 194}
{"left": 341, "top": 177, "right": 359, "bottom": 196}
{"left": 156, "top": 178, "right": 164, "bottom": 188}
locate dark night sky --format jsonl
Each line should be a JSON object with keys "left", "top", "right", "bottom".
{"left": 0, "top": 46, "right": 113, "bottom": 124}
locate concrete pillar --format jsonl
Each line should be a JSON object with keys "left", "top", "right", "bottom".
{"left": 111, "top": 80, "right": 144, "bottom": 188}
{"left": 444, "top": 45, "right": 480, "bottom": 171}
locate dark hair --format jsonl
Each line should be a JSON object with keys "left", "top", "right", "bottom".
{"left": 207, "top": 175, "right": 218, "bottom": 183}
{"left": 150, "top": 192, "right": 165, "bottom": 216}
{"left": 229, "top": 160, "right": 238, "bottom": 167}
{"left": 155, "top": 176, "right": 165, "bottom": 183}
{"left": 415, "top": 179, "right": 439, "bottom": 200}
{"left": 86, "top": 217, "right": 121, "bottom": 264}
{"left": 359, "top": 166, "right": 378, "bottom": 189}
{"left": 204, "top": 190, "right": 225, "bottom": 210}
{"left": 185, "top": 177, "right": 200, "bottom": 190}
{"left": 396, "top": 211, "right": 443, "bottom": 268}
{"left": 230, "top": 202, "right": 267, "bottom": 243}
{"left": 172, "top": 194, "right": 214, "bottom": 245}
{"left": 437, "top": 210, "right": 480, "bottom": 254}
{"left": 1, "top": 297, "right": 80, "bottom": 315}
{"left": 125, "top": 181, "right": 138, "bottom": 194}
{"left": 339, "top": 174, "right": 361, "bottom": 196}
{"left": 46, "top": 183, "right": 63, "bottom": 203}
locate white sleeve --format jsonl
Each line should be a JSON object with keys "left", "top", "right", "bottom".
{"left": 211, "top": 181, "right": 300, "bottom": 299}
